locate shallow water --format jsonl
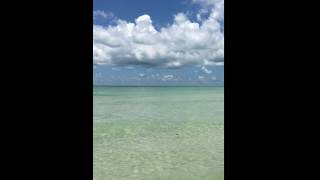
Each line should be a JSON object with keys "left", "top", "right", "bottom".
{"left": 93, "top": 86, "right": 224, "bottom": 180}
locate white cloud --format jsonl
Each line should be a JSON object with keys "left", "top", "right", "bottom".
{"left": 161, "top": 75, "right": 174, "bottom": 81}
{"left": 93, "top": 1, "right": 224, "bottom": 68}
{"left": 93, "top": 10, "right": 114, "bottom": 19}
{"left": 193, "top": 0, "right": 224, "bottom": 24}
{"left": 214, "top": 62, "right": 224, "bottom": 66}
{"left": 139, "top": 73, "right": 145, "bottom": 77}
{"left": 201, "top": 66, "right": 212, "bottom": 74}
{"left": 196, "top": 8, "right": 209, "bottom": 22}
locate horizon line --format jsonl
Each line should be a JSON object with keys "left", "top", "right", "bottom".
{"left": 93, "top": 85, "right": 224, "bottom": 87}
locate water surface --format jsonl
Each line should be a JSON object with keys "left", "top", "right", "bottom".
{"left": 93, "top": 86, "right": 224, "bottom": 180}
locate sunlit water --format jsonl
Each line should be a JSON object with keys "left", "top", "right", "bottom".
{"left": 93, "top": 86, "right": 224, "bottom": 180}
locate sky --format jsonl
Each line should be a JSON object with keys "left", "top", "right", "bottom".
{"left": 93, "top": 0, "right": 224, "bottom": 86}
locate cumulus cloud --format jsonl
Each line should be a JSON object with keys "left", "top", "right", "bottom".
{"left": 93, "top": 0, "right": 224, "bottom": 68}
{"left": 192, "top": 0, "right": 224, "bottom": 21}
{"left": 196, "top": 8, "right": 209, "bottom": 22}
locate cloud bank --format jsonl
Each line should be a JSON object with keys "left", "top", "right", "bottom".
{"left": 93, "top": 0, "right": 224, "bottom": 68}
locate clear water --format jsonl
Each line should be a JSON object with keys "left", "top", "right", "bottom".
{"left": 93, "top": 86, "right": 224, "bottom": 180}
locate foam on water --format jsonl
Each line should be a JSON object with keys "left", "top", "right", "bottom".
{"left": 93, "top": 86, "right": 224, "bottom": 180}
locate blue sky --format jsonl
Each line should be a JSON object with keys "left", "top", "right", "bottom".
{"left": 93, "top": 0, "right": 224, "bottom": 86}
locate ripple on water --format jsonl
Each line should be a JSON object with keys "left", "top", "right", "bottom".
{"left": 93, "top": 87, "right": 224, "bottom": 180}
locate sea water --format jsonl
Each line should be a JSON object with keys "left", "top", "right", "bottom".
{"left": 93, "top": 86, "right": 224, "bottom": 180}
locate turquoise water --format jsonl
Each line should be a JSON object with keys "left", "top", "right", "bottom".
{"left": 93, "top": 86, "right": 224, "bottom": 180}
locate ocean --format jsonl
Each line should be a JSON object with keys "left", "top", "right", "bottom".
{"left": 93, "top": 86, "right": 224, "bottom": 180}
